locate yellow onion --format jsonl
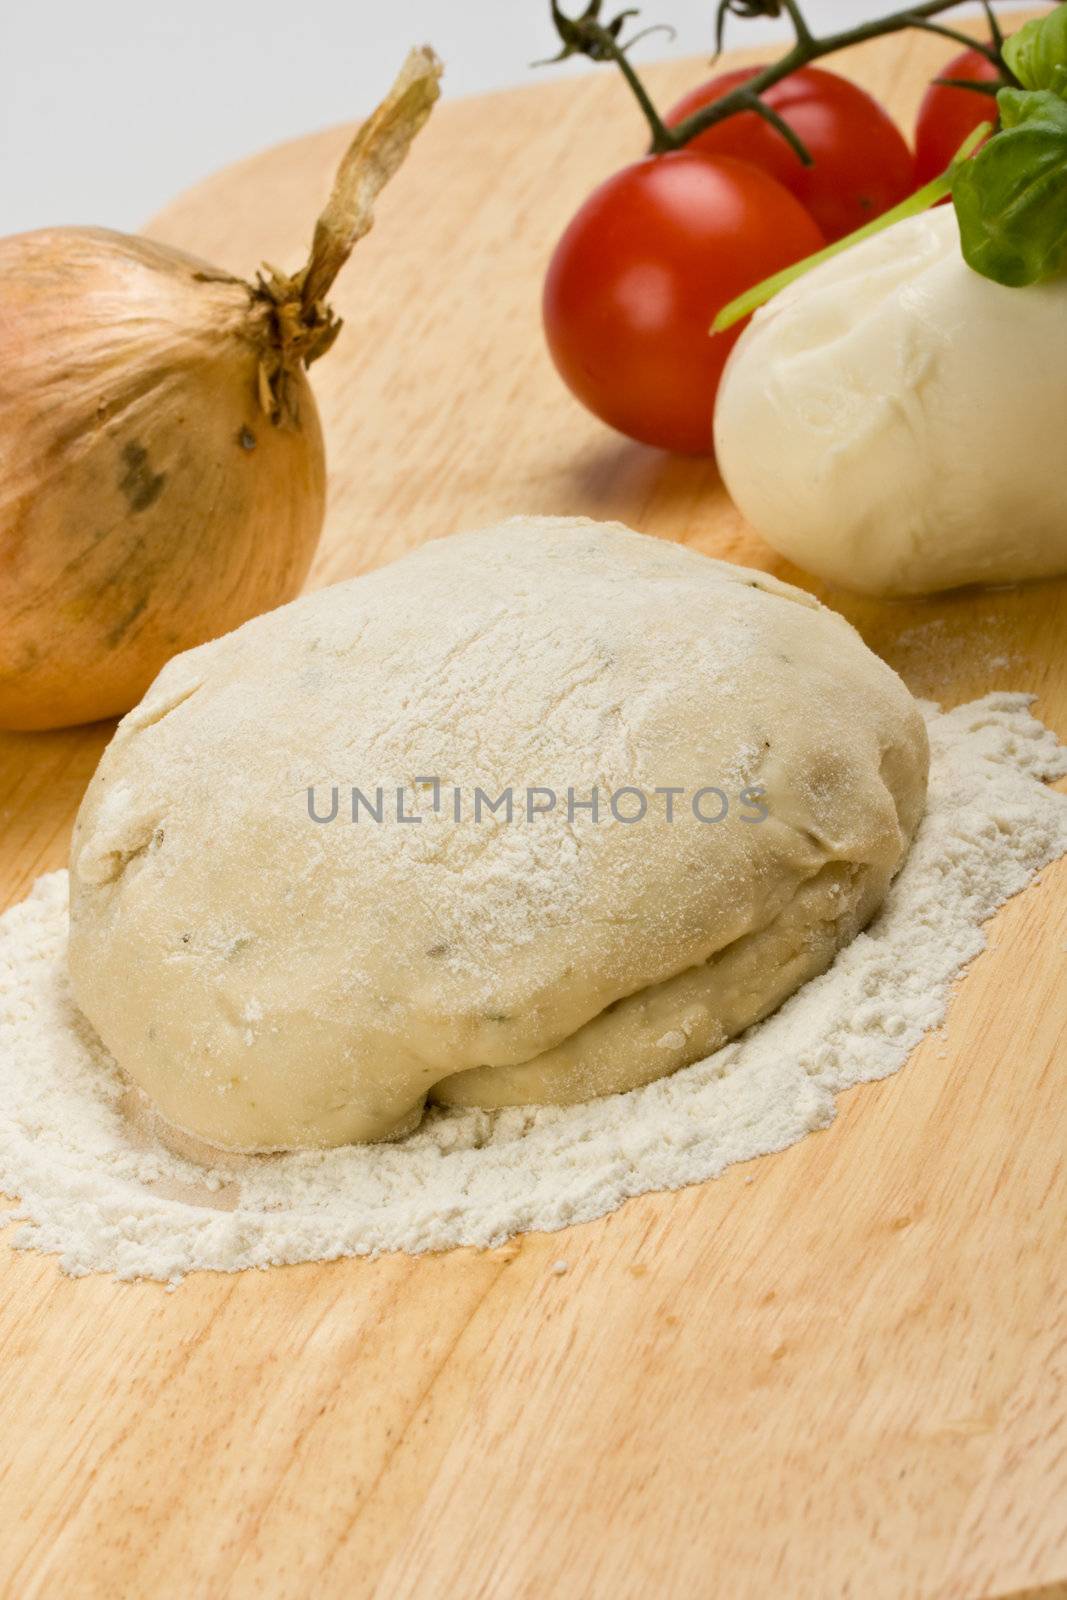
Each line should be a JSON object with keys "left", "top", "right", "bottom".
{"left": 0, "top": 47, "right": 441, "bottom": 731}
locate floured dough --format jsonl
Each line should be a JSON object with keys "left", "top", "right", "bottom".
{"left": 68, "top": 517, "right": 928, "bottom": 1152}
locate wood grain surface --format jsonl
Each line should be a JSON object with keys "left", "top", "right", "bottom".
{"left": 2, "top": 17, "right": 1065, "bottom": 1599}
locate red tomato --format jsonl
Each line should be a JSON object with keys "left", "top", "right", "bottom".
{"left": 542, "top": 152, "right": 823, "bottom": 455}
{"left": 665, "top": 66, "right": 914, "bottom": 242}
{"left": 914, "top": 46, "right": 1002, "bottom": 185}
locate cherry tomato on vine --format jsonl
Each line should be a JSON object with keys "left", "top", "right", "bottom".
{"left": 914, "top": 46, "right": 1002, "bottom": 185}
{"left": 542, "top": 151, "right": 823, "bottom": 454}
{"left": 665, "top": 66, "right": 915, "bottom": 242}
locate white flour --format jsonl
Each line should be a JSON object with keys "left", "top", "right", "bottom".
{"left": 1, "top": 692, "right": 1065, "bottom": 1284}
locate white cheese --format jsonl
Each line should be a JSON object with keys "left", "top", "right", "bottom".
{"left": 714, "top": 206, "right": 1067, "bottom": 596}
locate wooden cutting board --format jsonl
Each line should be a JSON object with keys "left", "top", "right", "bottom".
{"left": 3, "top": 17, "right": 1065, "bottom": 1599}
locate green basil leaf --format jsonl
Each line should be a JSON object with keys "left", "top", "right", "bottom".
{"left": 997, "top": 85, "right": 1067, "bottom": 130}
{"left": 952, "top": 95, "right": 1067, "bottom": 285}
{"left": 1004, "top": 3, "right": 1067, "bottom": 97}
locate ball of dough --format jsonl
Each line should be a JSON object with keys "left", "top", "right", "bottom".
{"left": 68, "top": 517, "right": 928, "bottom": 1152}
{"left": 713, "top": 206, "right": 1067, "bottom": 596}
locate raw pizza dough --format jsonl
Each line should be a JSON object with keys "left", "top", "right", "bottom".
{"left": 68, "top": 517, "right": 928, "bottom": 1152}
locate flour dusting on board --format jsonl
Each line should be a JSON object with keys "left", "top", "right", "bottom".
{"left": 1, "top": 694, "right": 1065, "bottom": 1283}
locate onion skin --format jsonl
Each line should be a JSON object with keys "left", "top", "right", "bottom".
{"left": 0, "top": 227, "right": 325, "bottom": 730}
{"left": 0, "top": 45, "right": 441, "bottom": 732}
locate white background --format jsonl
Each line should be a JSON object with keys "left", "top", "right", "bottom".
{"left": 3, "top": 1, "right": 1025, "bottom": 236}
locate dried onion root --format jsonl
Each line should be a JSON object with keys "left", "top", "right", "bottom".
{"left": 0, "top": 46, "right": 442, "bottom": 731}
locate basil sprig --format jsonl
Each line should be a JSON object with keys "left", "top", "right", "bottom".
{"left": 952, "top": 4, "right": 1067, "bottom": 286}
{"left": 713, "top": 5, "right": 1067, "bottom": 333}
{"left": 1002, "top": 5, "right": 1067, "bottom": 95}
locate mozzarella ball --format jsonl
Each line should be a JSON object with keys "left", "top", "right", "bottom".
{"left": 714, "top": 206, "right": 1067, "bottom": 596}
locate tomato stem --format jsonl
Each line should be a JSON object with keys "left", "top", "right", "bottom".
{"left": 932, "top": 77, "right": 1002, "bottom": 95}
{"left": 668, "top": 3, "right": 1016, "bottom": 149}
{"left": 710, "top": 121, "right": 991, "bottom": 334}
{"left": 610, "top": 35, "right": 677, "bottom": 151}
{"left": 780, "top": 0, "right": 816, "bottom": 50}
{"left": 541, "top": 1, "right": 1016, "bottom": 157}
{"left": 898, "top": 15, "right": 1013, "bottom": 69}
{"left": 979, "top": 0, "right": 1005, "bottom": 54}
{"left": 739, "top": 87, "right": 815, "bottom": 166}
